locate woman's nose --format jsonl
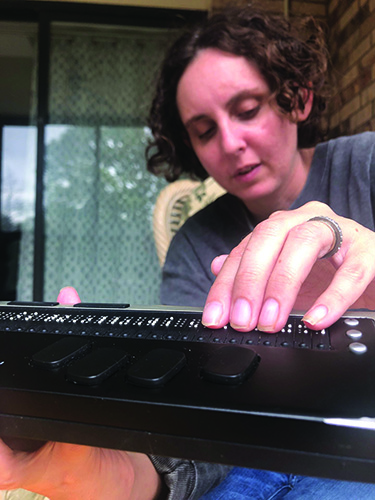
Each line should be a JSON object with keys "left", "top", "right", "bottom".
{"left": 220, "top": 123, "right": 246, "bottom": 155}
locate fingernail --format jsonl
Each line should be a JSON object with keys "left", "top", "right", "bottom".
{"left": 258, "top": 298, "right": 279, "bottom": 331}
{"left": 303, "top": 305, "right": 328, "bottom": 326}
{"left": 230, "top": 298, "right": 252, "bottom": 330}
{"left": 202, "top": 301, "right": 223, "bottom": 326}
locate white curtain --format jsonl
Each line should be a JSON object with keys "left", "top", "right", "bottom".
{"left": 17, "top": 24, "right": 172, "bottom": 304}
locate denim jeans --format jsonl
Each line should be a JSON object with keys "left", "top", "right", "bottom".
{"left": 200, "top": 467, "right": 375, "bottom": 499}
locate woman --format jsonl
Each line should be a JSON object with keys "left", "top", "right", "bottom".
{"left": 0, "top": 5, "right": 375, "bottom": 499}
{"left": 147, "top": 4, "right": 375, "bottom": 499}
{"left": 148, "top": 5, "right": 375, "bottom": 334}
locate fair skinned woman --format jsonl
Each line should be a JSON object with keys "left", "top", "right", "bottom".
{"left": 179, "top": 49, "right": 375, "bottom": 334}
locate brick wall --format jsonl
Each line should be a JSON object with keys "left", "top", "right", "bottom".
{"left": 211, "top": 0, "right": 375, "bottom": 136}
{"left": 328, "top": 0, "right": 375, "bottom": 136}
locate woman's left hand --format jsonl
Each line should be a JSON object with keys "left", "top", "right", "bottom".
{"left": 202, "top": 201, "right": 375, "bottom": 332}
{"left": 0, "top": 286, "right": 162, "bottom": 500}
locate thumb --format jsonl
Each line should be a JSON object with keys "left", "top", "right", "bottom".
{"left": 211, "top": 254, "right": 228, "bottom": 277}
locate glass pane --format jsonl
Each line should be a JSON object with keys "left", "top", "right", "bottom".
{"left": 1, "top": 126, "right": 37, "bottom": 300}
{"left": 44, "top": 23, "right": 171, "bottom": 304}
{"left": 0, "top": 22, "right": 38, "bottom": 301}
{"left": 44, "top": 124, "right": 165, "bottom": 304}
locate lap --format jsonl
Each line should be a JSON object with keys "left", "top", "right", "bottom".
{"left": 200, "top": 467, "right": 375, "bottom": 500}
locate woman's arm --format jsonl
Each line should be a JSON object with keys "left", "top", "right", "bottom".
{"left": 0, "top": 441, "right": 161, "bottom": 500}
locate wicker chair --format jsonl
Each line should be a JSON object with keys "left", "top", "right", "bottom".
{"left": 153, "top": 177, "right": 226, "bottom": 267}
{"left": 0, "top": 491, "right": 46, "bottom": 499}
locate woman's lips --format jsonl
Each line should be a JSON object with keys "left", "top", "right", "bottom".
{"left": 234, "top": 164, "right": 260, "bottom": 180}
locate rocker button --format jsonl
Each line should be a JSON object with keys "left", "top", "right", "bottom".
{"left": 202, "top": 345, "right": 259, "bottom": 385}
{"left": 67, "top": 348, "right": 128, "bottom": 385}
{"left": 127, "top": 348, "right": 186, "bottom": 387}
{"left": 32, "top": 337, "right": 91, "bottom": 369}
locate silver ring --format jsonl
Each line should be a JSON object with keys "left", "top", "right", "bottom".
{"left": 308, "top": 216, "right": 343, "bottom": 259}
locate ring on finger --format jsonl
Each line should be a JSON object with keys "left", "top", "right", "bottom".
{"left": 308, "top": 216, "right": 343, "bottom": 259}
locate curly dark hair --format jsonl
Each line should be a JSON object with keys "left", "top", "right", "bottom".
{"left": 146, "top": 4, "right": 330, "bottom": 181}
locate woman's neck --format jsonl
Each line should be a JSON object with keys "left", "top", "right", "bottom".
{"left": 244, "top": 147, "right": 316, "bottom": 223}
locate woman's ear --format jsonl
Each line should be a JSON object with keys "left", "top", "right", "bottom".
{"left": 296, "top": 87, "right": 314, "bottom": 122}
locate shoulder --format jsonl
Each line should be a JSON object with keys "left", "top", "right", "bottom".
{"left": 295, "top": 133, "right": 375, "bottom": 214}
{"left": 329, "top": 131, "right": 375, "bottom": 145}
{"left": 318, "top": 132, "right": 375, "bottom": 158}
{"left": 311, "top": 132, "right": 375, "bottom": 179}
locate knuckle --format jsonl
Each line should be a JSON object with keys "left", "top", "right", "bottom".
{"left": 227, "top": 242, "right": 246, "bottom": 262}
{"left": 339, "top": 262, "right": 369, "bottom": 285}
{"left": 328, "top": 286, "right": 350, "bottom": 306}
{"left": 326, "top": 263, "right": 370, "bottom": 305}
{"left": 213, "top": 267, "right": 236, "bottom": 288}
{"left": 252, "top": 218, "right": 283, "bottom": 239}
{"left": 272, "top": 268, "right": 303, "bottom": 292}
{"left": 236, "top": 264, "right": 265, "bottom": 285}
{"left": 303, "top": 200, "right": 328, "bottom": 212}
{"left": 288, "top": 223, "right": 319, "bottom": 245}
{"left": 268, "top": 209, "right": 286, "bottom": 219}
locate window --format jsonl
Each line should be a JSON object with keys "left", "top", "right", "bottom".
{"left": 0, "top": 3, "right": 205, "bottom": 304}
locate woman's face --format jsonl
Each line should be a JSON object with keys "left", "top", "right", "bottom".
{"left": 176, "top": 48, "right": 312, "bottom": 217}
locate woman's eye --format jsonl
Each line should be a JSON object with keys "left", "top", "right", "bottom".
{"left": 238, "top": 106, "right": 260, "bottom": 120}
{"left": 198, "top": 126, "right": 215, "bottom": 140}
